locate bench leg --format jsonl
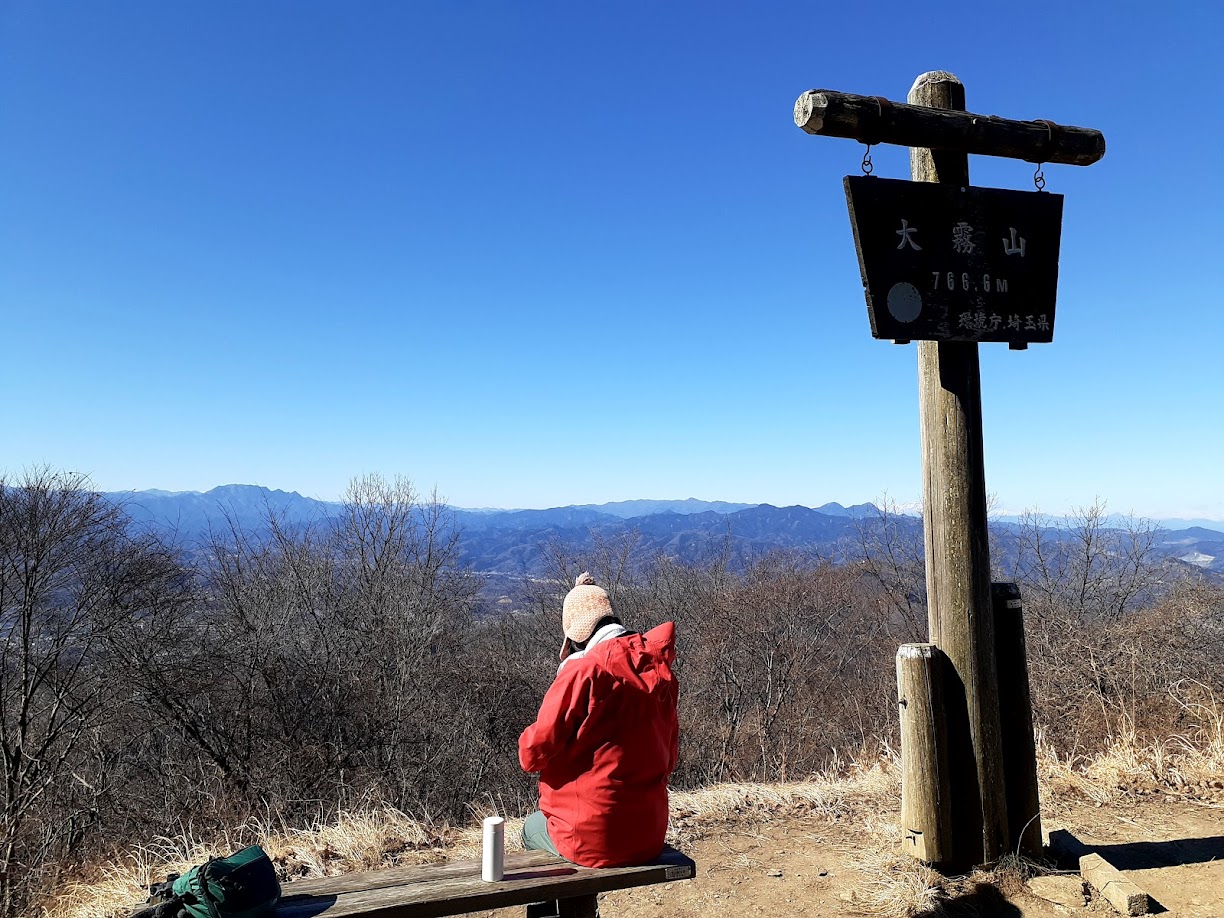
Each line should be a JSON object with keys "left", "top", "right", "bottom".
{"left": 525, "top": 894, "right": 597, "bottom": 918}
{"left": 558, "top": 894, "right": 598, "bottom": 918}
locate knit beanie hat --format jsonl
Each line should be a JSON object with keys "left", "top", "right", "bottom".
{"left": 562, "top": 572, "right": 615, "bottom": 652}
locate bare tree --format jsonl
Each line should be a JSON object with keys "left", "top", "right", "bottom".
{"left": 1009, "top": 499, "right": 1166, "bottom": 623}
{"left": 851, "top": 496, "right": 928, "bottom": 642}
{"left": 0, "top": 469, "right": 191, "bottom": 915}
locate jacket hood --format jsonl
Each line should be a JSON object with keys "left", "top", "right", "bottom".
{"left": 606, "top": 621, "right": 675, "bottom": 694}
{"left": 642, "top": 622, "right": 676, "bottom": 665}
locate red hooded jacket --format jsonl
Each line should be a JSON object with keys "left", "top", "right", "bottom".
{"left": 518, "top": 622, "right": 679, "bottom": 867}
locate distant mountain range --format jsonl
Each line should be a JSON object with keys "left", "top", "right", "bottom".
{"left": 110, "top": 485, "right": 329, "bottom": 539}
{"left": 105, "top": 485, "right": 1224, "bottom": 577}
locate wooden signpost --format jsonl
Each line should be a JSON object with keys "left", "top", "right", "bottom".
{"left": 794, "top": 72, "right": 1105, "bottom": 870}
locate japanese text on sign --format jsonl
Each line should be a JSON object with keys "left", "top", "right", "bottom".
{"left": 843, "top": 176, "right": 1064, "bottom": 344}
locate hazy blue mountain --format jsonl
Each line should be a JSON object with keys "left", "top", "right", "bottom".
{"left": 101, "top": 486, "right": 1224, "bottom": 578}
{"left": 1154, "top": 527, "right": 1224, "bottom": 572}
{"left": 453, "top": 506, "right": 620, "bottom": 532}
{"left": 815, "top": 501, "right": 881, "bottom": 519}
{"left": 1155, "top": 521, "right": 1224, "bottom": 536}
{"left": 572, "top": 498, "right": 760, "bottom": 518}
{"left": 992, "top": 512, "right": 1224, "bottom": 535}
{"left": 109, "top": 485, "right": 337, "bottom": 538}
{"left": 451, "top": 503, "right": 875, "bottom": 575}
{"left": 1159, "top": 526, "right": 1224, "bottom": 542}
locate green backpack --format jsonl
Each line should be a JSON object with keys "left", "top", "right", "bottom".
{"left": 141, "top": 845, "right": 281, "bottom": 918}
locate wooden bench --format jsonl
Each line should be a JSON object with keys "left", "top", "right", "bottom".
{"left": 268, "top": 846, "right": 696, "bottom": 918}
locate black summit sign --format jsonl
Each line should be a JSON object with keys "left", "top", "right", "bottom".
{"left": 844, "top": 176, "right": 1064, "bottom": 344}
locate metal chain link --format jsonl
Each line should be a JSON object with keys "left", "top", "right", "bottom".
{"left": 861, "top": 144, "right": 874, "bottom": 176}
{"left": 1033, "top": 163, "right": 1046, "bottom": 192}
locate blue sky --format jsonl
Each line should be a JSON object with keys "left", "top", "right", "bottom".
{"left": 2, "top": 1, "right": 1222, "bottom": 519}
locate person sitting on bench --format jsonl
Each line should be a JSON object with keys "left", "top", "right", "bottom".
{"left": 518, "top": 572, "right": 679, "bottom": 868}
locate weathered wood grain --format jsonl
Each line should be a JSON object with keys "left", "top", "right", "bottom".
{"left": 272, "top": 847, "right": 695, "bottom": 918}
{"left": 993, "top": 582, "right": 1042, "bottom": 858}
{"left": 794, "top": 87, "right": 1105, "bottom": 165}
{"left": 896, "top": 643, "right": 953, "bottom": 867}
{"left": 1080, "top": 852, "right": 1151, "bottom": 916}
{"left": 281, "top": 850, "right": 561, "bottom": 897}
{"left": 912, "top": 70, "right": 1008, "bottom": 869}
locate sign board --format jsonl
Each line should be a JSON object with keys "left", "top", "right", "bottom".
{"left": 844, "top": 176, "right": 1064, "bottom": 344}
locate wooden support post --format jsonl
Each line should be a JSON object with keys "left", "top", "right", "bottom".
{"left": 910, "top": 70, "right": 1008, "bottom": 867}
{"left": 993, "top": 582, "right": 1042, "bottom": 858}
{"left": 896, "top": 644, "right": 953, "bottom": 868}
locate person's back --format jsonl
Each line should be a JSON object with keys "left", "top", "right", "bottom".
{"left": 518, "top": 574, "right": 679, "bottom": 868}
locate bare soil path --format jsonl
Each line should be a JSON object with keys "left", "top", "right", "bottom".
{"left": 1050, "top": 799, "right": 1224, "bottom": 917}
{"left": 470, "top": 799, "right": 1223, "bottom": 917}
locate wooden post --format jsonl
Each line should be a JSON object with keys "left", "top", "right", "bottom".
{"left": 896, "top": 644, "right": 953, "bottom": 868}
{"left": 793, "top": 90, "right": 1105, "bottom": 165}
{"left": 910, "top": 70, "right": 1008, "bottom": 866}
{"left": 793, "top": 71, "right": 1105, "bottom": 873}
{"left": 993, "top": 582, "right": 1042, "bottom": 858}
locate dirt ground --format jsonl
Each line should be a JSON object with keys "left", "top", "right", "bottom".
{"left": 474, "top": 798, "right": 1224, "bottom": 917}
{"left": 1040, "top": 797, "right": 1224, "bottom": 918}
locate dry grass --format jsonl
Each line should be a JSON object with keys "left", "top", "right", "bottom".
{"left": 42, "top": 717, "right": 1224, "bottom": 918}
{"left": 838, "top": 814, "right": 948, "bottom": 915}
{"left": 45, "top": 759, "right": 899, "bottom": 918}
{"left": 1037, "top": 688, "right": 1224, "bottom": 806}
{"left": 46, "top": 808, "right": 478, "bottom": 918}
{"left": 835, "top": 692, "right": 1224, "bottom": 918}
{"left": 840, "top": 820, "right": 1050, "bottom": 918}
{"left": 666, "top": 755, "right": 900, "bottom": 844}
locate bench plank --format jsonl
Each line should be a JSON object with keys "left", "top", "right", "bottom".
{"left": 283, "top": 851, "right": 560, "bottom": 897}
{"left": 275, "top": 848, "right": 695, "bottom": 918}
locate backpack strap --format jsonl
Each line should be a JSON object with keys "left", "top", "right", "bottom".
{"left": 193, "top": 857, "right": 223, "bottom": 918}
{"left": 136, "top": 875, "right": 185, "bottom": 918}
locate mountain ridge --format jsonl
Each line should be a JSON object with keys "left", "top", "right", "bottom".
{"left": 102, "top": 485, "right": 1224, "bottom": 577}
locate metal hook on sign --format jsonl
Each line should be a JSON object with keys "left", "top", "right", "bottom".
{"left": 1029, "top": 119, "right": 1056, "bottom": 192}
{"left": 860, "top": 96, "right": 890, "bottom": 177}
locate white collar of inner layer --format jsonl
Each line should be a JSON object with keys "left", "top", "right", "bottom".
{"left": 557, "top": 622, "right": 629, "bottom": 673}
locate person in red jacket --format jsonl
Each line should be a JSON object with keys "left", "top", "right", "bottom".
{"left": 518, "top": 572, "right": 679, "bottom": 868}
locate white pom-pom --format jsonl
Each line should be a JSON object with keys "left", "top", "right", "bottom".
{"left": 575, "top": 572, "right": 596, "bottom": 587}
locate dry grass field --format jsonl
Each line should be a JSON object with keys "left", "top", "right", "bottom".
{"left": 51, "top": 728, "right": 1224, "bottom": 918}
{"left": 9, "top": 473, "right": 1222, "bottom": 918}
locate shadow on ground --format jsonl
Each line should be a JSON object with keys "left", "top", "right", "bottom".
{"left": 914, "top": 881, "right": 1022, "bottom": 918}
{"left": 1091, "top": 834, "right": 1224, "bottom": 871}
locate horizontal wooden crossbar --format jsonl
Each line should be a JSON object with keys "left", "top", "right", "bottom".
{"left": 794, "top": 89, "right": 1105, "bottom": 166}
{"left": 268, "top": 846, "right": 696, "bottom": 918}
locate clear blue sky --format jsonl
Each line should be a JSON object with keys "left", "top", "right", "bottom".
{"left": 3, "top": 1, "right": 1222, "bottom": 519}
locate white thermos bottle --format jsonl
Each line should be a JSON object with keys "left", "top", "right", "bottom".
{"left": 482, "top": 816, "right": 505, "bottom": 881}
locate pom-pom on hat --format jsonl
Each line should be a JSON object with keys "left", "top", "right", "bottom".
{"left": 562, "top": 572, "right": 615, "bottom": 646}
